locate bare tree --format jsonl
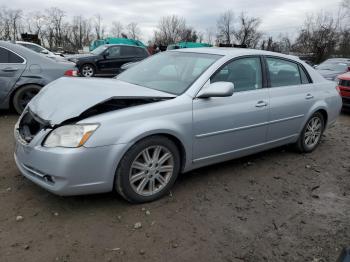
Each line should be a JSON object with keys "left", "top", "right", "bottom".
{"left": 234, "top": 13, "right": 262, "bottom": 48}
{"left": 153, "top": 15, "right": 186, "bottom": 45}
{"left": 126, "top": 22, "right": 141, "bottom": 40}
{"left": 180, "top": 27, "right": 198, "bottom": 42}
{"left": 197, "top": 31, "right": 204, "bottom": 43}
{"left": 45, "top": 7, "right": 65, "bottom": 48}
{"left": 110, "top": 21, "right": 123, "bottom": 37}
{"left": 94, "top": 14, "right": 105, "bottom": 39}
{"left": 25, "top": 11, "right": 46, "bottom": 38}
{"left": 293, "top": 13, "right": 339, "bottom": 63}
{"left": 0, "top": 7, "right": 22, "bottom": 40}
{"left": 216, "top": 10, "right": 234, "bottom": 44}
{"left": 205, "top": 28, "right": 215, "bottom": 45}
{"left": 261, "top": 34, "right": 292, "bottom": 53}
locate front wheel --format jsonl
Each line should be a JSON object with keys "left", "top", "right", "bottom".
{"left": 295, "top": 112, "right": 325, "bottom": 153}
{"left": 115, "top": 136, "right": 180, "bottom": 203}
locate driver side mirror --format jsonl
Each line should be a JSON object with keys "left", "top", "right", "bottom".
{"left": 40, "top": 50, "right": 49, "bottom": 54}
{"left": 104, "top": 51, "right": 110, "bottom": 58}
{"left": 197, "top": 81, "right": 234, "bottom": 98}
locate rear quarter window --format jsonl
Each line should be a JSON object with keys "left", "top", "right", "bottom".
{"left": 299, "top": 65, "right": 311, "bottom": 84}
{"left": 0, "top": 47, "right": 24, "bottom": 63}
{"left": 136, "top": 48, "right": 148, "bottom": 57}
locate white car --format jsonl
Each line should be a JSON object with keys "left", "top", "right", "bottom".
{"left": 16, "top": 41, "right": 66, "bottom": 62}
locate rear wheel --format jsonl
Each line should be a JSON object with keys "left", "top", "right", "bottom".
{"left": 115, "top": 136, "right": 180, "bottom": 203}
{"left": 12, "top": 85, "right": 41, "bottom": 114}
{"left": 295, "top": 112, "right": 325, "bottom": 153}
{"left": 80, "top": 64, "right": 95, "bottom": 77}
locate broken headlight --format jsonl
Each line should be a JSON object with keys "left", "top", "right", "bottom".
{"left": 43, "top": 124, "right": 99, "bottom": 148}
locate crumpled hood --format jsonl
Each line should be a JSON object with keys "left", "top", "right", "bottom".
{"left": 28, "top": 77, "right": 175, "bottom": 125}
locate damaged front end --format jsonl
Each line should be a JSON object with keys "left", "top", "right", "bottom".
{"left": 15, "top": 109, "right": 51, "bottom": 145}
{"left": 16, "top": 96, "right": 172, "bottom": 145}
{"left": 65, "top": 97, "right": 170, "bottom": 124}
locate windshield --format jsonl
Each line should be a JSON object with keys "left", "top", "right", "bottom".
{"left": 117, "top": 51, "right": 222, "bottom": 95}
{"left": 317, "top": 61, "right": 348, "bottom": 72}
{"left": 91, "top": 45, "right": 108, "bottom": 55}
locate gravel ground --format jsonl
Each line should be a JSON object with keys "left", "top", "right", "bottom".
{"left": 0, "top": 110, "right": 349, "bottom": 262}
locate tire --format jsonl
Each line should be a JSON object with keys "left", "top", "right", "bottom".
{"left": 295, "top": 112, "right": 325, "bottom": 153}
{"left": 80, "top": 64, "right": 95, "bottom": 77}
{"left": 115, "top": 136, "right": 181, "bottom": 203}
{"left": 12, "top": 85, "right": 41, "bottom": 114}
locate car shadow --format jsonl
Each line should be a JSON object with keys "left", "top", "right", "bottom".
{"left": 31, "top": 145, "right": 291, "bottom": 210}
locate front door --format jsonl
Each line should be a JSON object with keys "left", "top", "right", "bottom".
{"left": 98, "top": 46, "right": 123, "bottom": 75}
{"left": 192, "top": 56, "right": 269, "bottom": 164}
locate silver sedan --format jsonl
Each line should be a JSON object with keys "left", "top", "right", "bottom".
{"left": 14, "top": 48, "right": 342, "bottom": 203}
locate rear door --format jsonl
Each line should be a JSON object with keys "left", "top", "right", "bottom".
{"left": 0, "top": 46, "right": 26, "bottom": 105}
{"left": 118, "top": 46, "right": 145, "bottom": 72}
{"left": 265, "top": 56, "right": 314, "bottom": 142}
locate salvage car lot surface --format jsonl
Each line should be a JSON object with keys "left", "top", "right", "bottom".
{"left": 0, "top": 110, "right": 349, "bottom": 262}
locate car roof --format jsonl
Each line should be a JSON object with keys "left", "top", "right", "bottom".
{"left": 16, "top": 41, "right": 39, "bottom": 45}
{"left": 0, "top": 40, "right": 56, "bottom": 63}
{"left": 103, "top": 44, "right": 146, "bottom": 49}
{"left": 172, "top": 47, "right": 301, "bottom": 61}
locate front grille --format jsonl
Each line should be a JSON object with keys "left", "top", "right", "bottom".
{"left": 18, "top": 110, "right": 48, "bottom": 143}
{"left": 339, "top": 79, "right": 350, "bottom": 87}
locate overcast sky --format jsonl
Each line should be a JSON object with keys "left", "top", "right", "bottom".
{"left": 5, "top": 0, "right": 343, "bottom": 42}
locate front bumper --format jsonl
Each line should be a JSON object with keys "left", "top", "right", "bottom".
{"left": 14, "top": 139, "right": 128, "bottom": 196}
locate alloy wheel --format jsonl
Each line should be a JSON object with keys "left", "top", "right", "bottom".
{"left": 304, "top": 116, "right": 322, "bottom": 148}
{"left": 129, "top": 145, "right": 174, "bottom": 196}
{"left": 81, "top": 65, "right": 94, "bottom": 77}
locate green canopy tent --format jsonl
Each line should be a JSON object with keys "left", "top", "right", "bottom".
{"left": 90, "top": 38, "right": 146, "bottom": 51}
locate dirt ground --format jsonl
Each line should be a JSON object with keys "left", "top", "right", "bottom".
{"left": 0, "top": 110, "right": 349, "bottom": 262}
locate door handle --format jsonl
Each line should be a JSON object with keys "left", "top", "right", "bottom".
{"left": 305, "top": 93, "right": 314, "bottom": 100}
{"left": 255, "top": 101, "right": 268, "bottom": 108}
{"left": 2, "top": 67, "right": 19, "bottom": 72}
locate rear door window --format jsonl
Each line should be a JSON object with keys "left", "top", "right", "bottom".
{"left": 121, "top": 46, "right": 136, "bottom": 57}
{"left": 0, "top": 47, "right": 24, "bottom": 63}
{"left": 266, "top": 57, "right": 301, "bottom": 87}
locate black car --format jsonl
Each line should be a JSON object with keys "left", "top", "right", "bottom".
{"left": 68, "top": 44, "right": 149, "bottom": 77}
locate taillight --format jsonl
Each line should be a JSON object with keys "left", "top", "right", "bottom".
{"left": 336, "top": 85, "right": 341, "bottom": 95}
{"left": 64, "top": 69, "right": 78, "bottom": 77}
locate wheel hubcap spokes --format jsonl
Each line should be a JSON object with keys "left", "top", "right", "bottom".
{"left": 304, "top": 117, "right": 322, "bottom": 147}
{"left": 129, "top": 146, "right": 174, "bottom": 196}
{"left": 82, "top": 66, "right": 93, "bottom": 77}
